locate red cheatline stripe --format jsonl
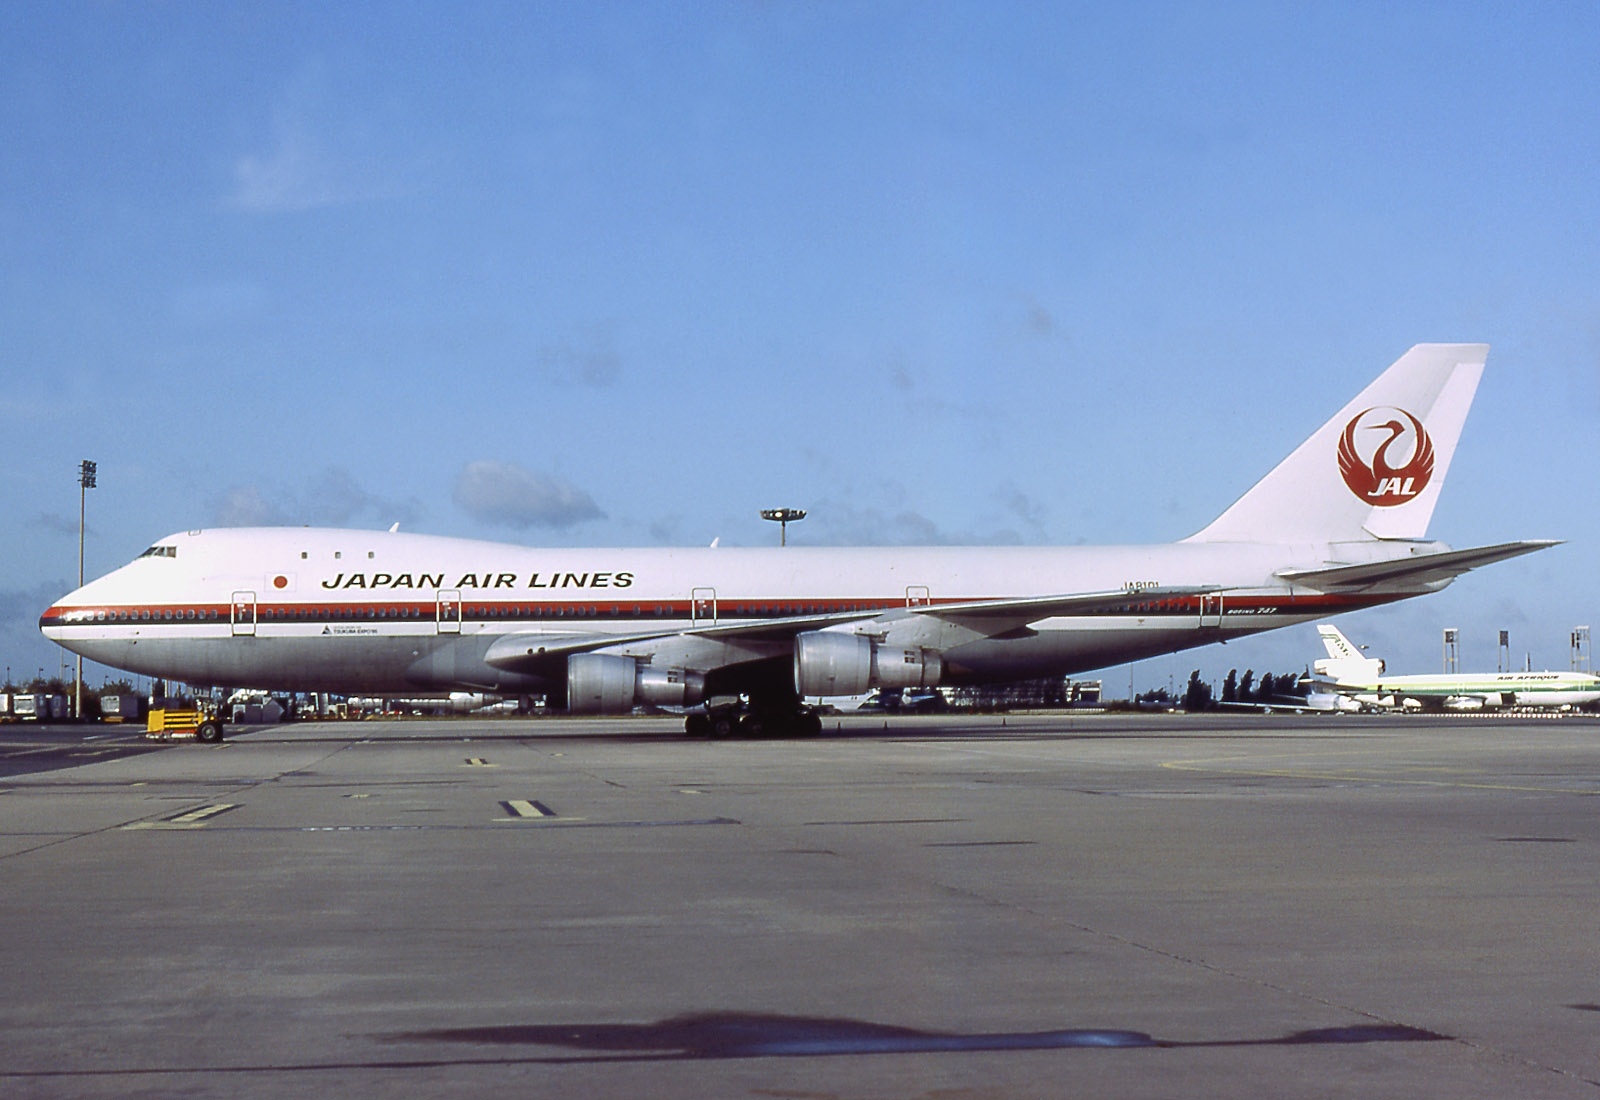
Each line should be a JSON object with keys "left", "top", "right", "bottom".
{"left": 41, "top": 591, "right": 1399, "bottom": 628}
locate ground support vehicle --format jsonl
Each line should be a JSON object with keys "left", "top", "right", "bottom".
{"left": 145, "top": 702, "right": 225, "bottom": 743}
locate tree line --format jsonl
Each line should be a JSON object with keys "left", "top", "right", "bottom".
{"left": 1137, "top": 669, "right": 1310, "bottom": 710}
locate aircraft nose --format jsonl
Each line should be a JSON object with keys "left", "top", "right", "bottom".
{"left": 40, "top": 598, "right": 71, "bottom": 640}
{"left": 39, "top": 584, "right": 90, "bottom": 642}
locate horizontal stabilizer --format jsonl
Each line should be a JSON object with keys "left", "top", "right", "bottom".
{"left": 1279, "top": 540, "right": 1559, "bottom": 591}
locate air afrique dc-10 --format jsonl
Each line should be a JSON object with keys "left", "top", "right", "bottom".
{"left": 43, "top": 344, "right": 1555, "bottom": 737}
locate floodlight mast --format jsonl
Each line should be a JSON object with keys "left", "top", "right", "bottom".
{"left": 76, "top": 460, "right": 96, "bottom": 720}
{"left": 759, "top": 508, "right": 807, "bottom": 547}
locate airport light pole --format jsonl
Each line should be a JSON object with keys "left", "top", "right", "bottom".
{"left": 76, "top": 460, "right": 96, "bottom": 720}
{"left": 759, "top": 508, "right": 806, "bottom": 547}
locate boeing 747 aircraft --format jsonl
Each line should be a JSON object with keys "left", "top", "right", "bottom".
{"left": 42, "top": 344, "right": 1555, "bottom": 736}
{"left": 1314, "top": 624, "right": 1600, "bottom": 711}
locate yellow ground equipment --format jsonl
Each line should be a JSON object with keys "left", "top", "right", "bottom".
{"left": 145, "top": 704, "right": 224, "bottom": 743}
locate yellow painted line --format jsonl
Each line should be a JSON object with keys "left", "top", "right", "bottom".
{"left": 167, "top": 803, "right": 239, "bottom": 824}
{"left": 124, "top": 803, "right": 240, "bottom": 830}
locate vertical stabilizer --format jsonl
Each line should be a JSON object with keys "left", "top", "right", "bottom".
{"left": 1317, "top": 624, "right": 1365, "bottom": 662}
{"left": 1314, "top": 624, "right": 1386, "bottom": 681}
{"left": 1185, "top": 344, "right": 1487, "bottom": 543}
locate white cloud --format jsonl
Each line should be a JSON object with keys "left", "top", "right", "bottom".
{"left": 801, "top": 498, "right": 1025, "bottom": 547}
{"left": 225, "top": 67, "right": 403, "bottom": 214}
{"left": 1, "top": 581, "right": 76, "bottom": 687}
{"left": 453, "top": 461, "right": 605, "bottom": 530}
{"left": 229, "top": 119, "right": 351, "bottom": 213}
{"left": 213, "top": 485, "right": 288, "bottom": 527}
{"left": 34, "top": 513, "right": 82, "bottom": 537}
{"left": 538, "top": 325, "right": 622, "bottom": 387}
{"left": 210, "top": 469, "right": 422, "bottom": 528}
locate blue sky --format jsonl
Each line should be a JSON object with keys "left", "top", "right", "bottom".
{"left": 3, "top": 2, "right": 1596, "bottom": 691}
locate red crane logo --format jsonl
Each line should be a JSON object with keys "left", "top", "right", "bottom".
{"left": 1337, "top": 407, "right": 1434, "bottom": 506}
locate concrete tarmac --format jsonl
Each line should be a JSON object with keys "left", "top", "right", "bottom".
{"left": 3, "top": 711, "right": 1600, "bottom": 1098}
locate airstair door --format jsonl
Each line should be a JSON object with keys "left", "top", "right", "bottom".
{"left": 437, "top": 589, "right": 463, "bottom": 634}
{"left": 231, "top": 591, "right": 257, "bottom": 636}
{"left": 692, "top": 588, "right": 717, "bottom": 625}
{"left": 1200, "top": 592, "right": 1224, "bottom": 629}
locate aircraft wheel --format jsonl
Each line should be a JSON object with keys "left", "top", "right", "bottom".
{"left": 739, "top": 713, "right": 766, "bottom": 738}
{"left": 709, "top": 714, "right": 736, "bottom": 739}
{"left": 799, "top": 711, "right": 823, "bottom": 737}
{"left": 195, "top": 721, "right": 224, "bottom": 744}
{"left": 684, "top": 713, "right": 710, "bottom": 738}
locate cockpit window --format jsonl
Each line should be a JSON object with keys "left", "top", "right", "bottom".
{"left": 138, "top": 546, "right": 177, "bottom": 559}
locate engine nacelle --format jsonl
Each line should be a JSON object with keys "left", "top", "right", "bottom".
{"left": 635, "top": 666, "right": 706, "bottom": 707}
{"left": 793, "top": 632, "right": 943, "bottom": 697}
{"left": 567, "top": 653, "right": 706, "bottom": 714}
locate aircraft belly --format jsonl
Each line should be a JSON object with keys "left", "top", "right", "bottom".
{"left": 405, "top": 634, "right": 552, "bottom": 693}
{"left": 943, "top": 613, "right": 1320, "bottom": 682}
{"left": 62, "top": 632, "right": 545, "bottom": 694}
{"left": 163, "top": 635, "right": 423, "bottom": 692}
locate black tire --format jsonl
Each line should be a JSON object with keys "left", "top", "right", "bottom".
{"left": 709, "top": 714, "right": 736, "bottom": 739}
{"left": 684, "top": 713, "right": 710, "bottom": 738}
{"left": 195, "top": 721, "right": 224, "bottom": 744}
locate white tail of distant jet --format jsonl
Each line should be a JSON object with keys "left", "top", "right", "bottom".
{"left": 43, "top": 343, "right": 1558, "bottom": 736}
{"left": 1314, "top": 624, "right": 1387, "bottom": 681}
{"left": 1312, "top": 623, "right": 1600, "bottom": 711}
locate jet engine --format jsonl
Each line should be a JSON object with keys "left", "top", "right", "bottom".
{"left": 793, "top": 631, "right": 943, "bottom": 697}
{"left": 567, "top": 653, "right": 706, "bottom": 714}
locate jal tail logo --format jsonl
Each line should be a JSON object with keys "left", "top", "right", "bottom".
{"left": 1337, "top": 407, "right": 1435, "bottom": 506}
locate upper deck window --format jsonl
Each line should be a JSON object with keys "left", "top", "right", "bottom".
{"left": 138, "top": 546, "right": 177, "bottom": 559}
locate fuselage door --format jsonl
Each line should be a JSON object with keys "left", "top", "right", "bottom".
{"left": 905, "top": 585, "right": 932, "bottom": 608}
{"left": 231, "top": 591, "right": 257, "bottom": 637}
{"left": 437, "top": 589, "right": 462, "bottom": 634}
{"left": 692, "top": 587, "right": 717, "bottom": 625}
{"left": 1200, "top": 592, "right": 1224, "bottom": 629}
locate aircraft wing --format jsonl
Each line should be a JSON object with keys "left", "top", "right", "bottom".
{"left": 483, "top": 587, "right": 1212, "bottom": 675}
{"left": 483, "top": 608, "right": 890, "bottom": 671}
{"left": 1217, "top": 698, "right": 1336, "bottom": 714}
{"left": 875, "top": 587, "right": 1216, "bottom": 626}
{"left": 692, "top": 586, "right": 1217, "bottom": 639}
{"left": 1277, "top": 540, "right": 1559, "bottom": 591}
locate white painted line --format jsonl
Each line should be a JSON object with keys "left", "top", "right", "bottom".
{"left": 498, "top": 799, "right": 555, "bottom": 819}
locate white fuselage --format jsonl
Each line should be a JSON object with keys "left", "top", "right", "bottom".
{"left": 1335, "top": 671, "right": 1600, "bottom": 710}
{"left": 41, "top": 526, "right": 1411, "bottom": 696}
{"left": 39, "top": 344, "right": 1553, "bottom": 720}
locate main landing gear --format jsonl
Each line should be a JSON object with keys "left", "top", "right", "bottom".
{"left": 684, "top": 694, "right": 823, "bottom": 739}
